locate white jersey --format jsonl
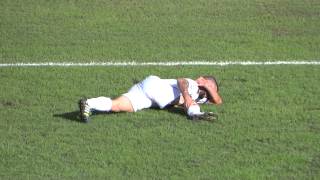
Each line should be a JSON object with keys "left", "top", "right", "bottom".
{"left": 162, "top": 78, "right": 199, "bottom": 101}
{"left": 123, "top": 75, "right": 200, "bottom": 112}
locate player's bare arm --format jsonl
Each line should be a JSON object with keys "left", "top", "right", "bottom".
{"left": 177, "top": 78, "right": 196, "bottom": 109}
{"left": 203, "top": 83, "right": 222, "bottom": 105}
{"left": 196, "top": 76, "right": 223, "bottom": 105}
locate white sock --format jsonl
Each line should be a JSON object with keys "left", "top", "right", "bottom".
{"left": 86, "top": 97, "right": 112, "bottom": 112}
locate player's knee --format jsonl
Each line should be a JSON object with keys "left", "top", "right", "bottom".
{"left": 111, "top": 102, "right": 121, "bottom": 112}
{"left": 111, "top": 98, "right": 135, "bottom": 112}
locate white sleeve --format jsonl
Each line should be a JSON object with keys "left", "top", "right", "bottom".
{"left": 186, "top": 79, "right": 199, "bottom": 100}
{"left": 163, "top": 78, "right": 199, "bottom": 100}
{"left": 162, "top": 79, "right": 177, "bottom": 86}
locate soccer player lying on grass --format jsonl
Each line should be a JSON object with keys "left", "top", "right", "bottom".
{"left": 79, "top": 75, "right": 222, "bottom": 123}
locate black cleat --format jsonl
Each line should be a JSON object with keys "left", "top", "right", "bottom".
{"left": 79, "top": 98, "right": 91, "bottom": 123}
{"left": 189, "top": 112, "right": 218, "bottom": 122}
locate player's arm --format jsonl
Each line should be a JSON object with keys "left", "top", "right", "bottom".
{"left": 177, "top": 78, "right": 196, "bottom": 109}
{"left": 204, "top": 83, "right": 222, "bottom": 105}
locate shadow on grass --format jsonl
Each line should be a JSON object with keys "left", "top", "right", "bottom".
{"left": 53, "top": 106, "right": 187, "bottom": 123}
{"left": 53, "top": 111, "right": 112, "bottom": 123}
{"left": 164, "top": 106, "right": 186, "bottom": 117}
{"left": 53, "top": 111, "right": 82, "bottom": 123}
{"left": 164, "top": 106, "right": 217, "bottom": 123}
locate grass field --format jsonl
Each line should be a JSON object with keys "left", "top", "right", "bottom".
{"left": 1, "top": 0, "right": 320, "bottom": 179}
{"left": 1, "top": 0, "right": 320, "bottom": 62}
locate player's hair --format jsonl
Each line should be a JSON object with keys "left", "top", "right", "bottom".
{"left": 203, "top": 76, "right": 219, "bottom": 92}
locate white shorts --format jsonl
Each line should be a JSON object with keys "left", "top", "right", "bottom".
{"left": 122, "top": 75, "right": 177, "bottom": 112}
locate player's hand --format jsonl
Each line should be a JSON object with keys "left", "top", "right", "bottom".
{"left": 184, "top": 99, "right": 197, "bottom": 110}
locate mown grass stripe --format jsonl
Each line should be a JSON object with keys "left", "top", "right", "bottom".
{"left": 0, "top": 61, "right": 320, "bottom": 67}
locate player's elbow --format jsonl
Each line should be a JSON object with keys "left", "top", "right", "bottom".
{"left": 213, "top": 96, "right": 222, "bottom": 105}
{"left": 215, "top": 99, "right": 222, "bottom": 105}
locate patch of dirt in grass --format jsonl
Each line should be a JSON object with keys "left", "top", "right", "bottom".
{"left": 0, "top": 100, "right": 17, "bottom": 108}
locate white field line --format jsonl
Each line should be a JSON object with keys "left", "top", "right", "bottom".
{"left": 0, "top": 61, "right": 320, "bottom": 67}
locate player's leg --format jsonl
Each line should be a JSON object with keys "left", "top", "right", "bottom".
{"left": 110, "top": 96, "right": 134, "bottom": 112}
{"left": 79, "top": 81, "right": 153, "bottom": 122}
{"left": 79, "top": 96, "right": 134, "bottom": 123}
{"left": 86, "top": 96, "right": 134, "bottom": 112}
{"left": 79, "top": 96, "right": 112, "bottom": 123}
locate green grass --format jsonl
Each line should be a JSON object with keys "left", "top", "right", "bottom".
{"left": 1, "top": 0, "right": 320, "bottom": 179}
{"left": 1, "top": 0, "right": 320, "bottom": 62}
{"left": 0, "top": 66, "right": 319, "bottom": 179}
